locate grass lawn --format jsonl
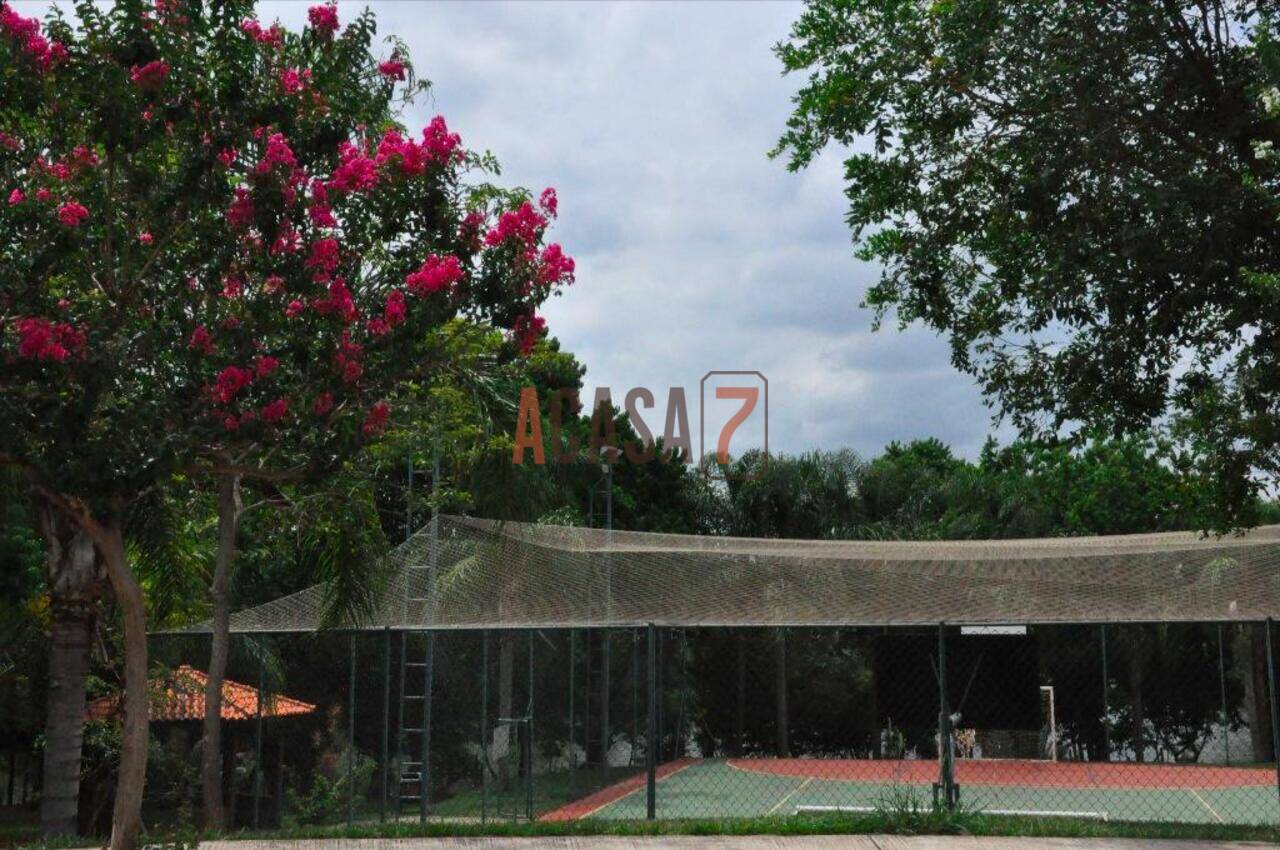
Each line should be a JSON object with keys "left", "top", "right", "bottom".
{"left": 9, "top": 808, "right": 1280, "bottom": 849}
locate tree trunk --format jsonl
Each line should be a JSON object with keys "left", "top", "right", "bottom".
{"left": 774, "top": 628, "right": 790, "bottom": 758}
{"left": 97, "top": 518, "right": 148, "bottom": 850}
{"left": 37, "top": 499, "right": 102, "bottom": 837}
{"left": 1239, "top": 623, "right": 1275, "bottom": 762}
{"left": 202, "top": 474, "right": 242, "bottom": 830}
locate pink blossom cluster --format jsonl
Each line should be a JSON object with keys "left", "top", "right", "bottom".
{"left": 314, "top": 277, "right": 357, "bottom": 323}
{"left": 420, "top": 116, "right": 462, "bottom": 164}
{"left": 57, "top": 201, "right": 88, "bottom": 227}
{"left": 374, "top": 129, "right": 429, "bottom": 176}
{"left": 458, "top": 210, "right": 485, "bottom": 248}
{"left": 226, "top": 186, "right": 254, "bottom": 229}
{"left": 328, "top": 141, "right": 378, "bottom": 193}
{"left": 362, "top": 400, "right": 390, "bottom": 436}
{"left": 377, "top": 60, "right": 405, "bottom": 81}
{"left": 511, "top": 313, "right": 546, "bottom": 355}
{"left": 270, "top": 224, "right": 301, "bottom": 256}
{"left": 307, "top": 3, "right": 339, "bottom": 37}
{"left": 212, "top": 365, "right": 254, "bottom": 403}
{"left": 14, "top": 316, "right": 84, "bottom": 361}
{"left": 536, "top": 243, "right": 575, "bottom": 288}
{"left": 209, "top": 362, "right": 287, "bottom": 428}
{"left": 484, "top": 201, "right": 547, "bottom": 249}
{"left": 261, "top": 397, "right": 288, "bottom": 422}
{"left": 539, "top": 187, "right": 558, "bottom": 217}
{"left": 70, "top": 145, "right": 99, "bottom": 169}
{"left": 258, "top": 132, "right": 298, "bottom": 173}
{"left": 305, "top": 237, "right": 341, "bottom": 281}
{"left": 241, "top": 18, "right": 283, "bottom": 48}
{"left": 332, "top": 331, "right": 364, "bottom": 382}
{"left": 130, "top": 60, "right": 170, "bottom": 91}
{"left": 0, "top": 3, "right": 66, "bottom": 70}
{"left": 309, "top": 181, "right": 337, "bottom": 227}
{"left": 188, "top": 325, "right": 215, "bottom": 355}
{"left": 368, "top": 289, "right": 407, "bottom": 336}
{"left": 254, "top": 355, "right": 279, "bottom": 379}
{"left": 279, "top": 66, "right": 311, "bottom": 95}
{"left": 405, "top": 253, "right": 462, "bottom": 295}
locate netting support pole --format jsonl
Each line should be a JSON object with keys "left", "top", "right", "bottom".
{"left": 481, "top": 629, "right": 488, "bottom": 825}
{"left": 646, "top": 622, "right": 656, "bottom": 820}
{"left": 420, "top": 629, "right": 434, "bottom": 824}
{"left": 568, "top": 628, "right": 575, "bottom": 798}
{"left": 631, "top": 628, "right": 639, "bottom": 766}
{"left": 600, "top": 628, "right": 610, "bottom": 788}
{"left": 1100, "top": 625, "right": 1110, "bottom": 761}
{"left": 526, "top": 629, "right": 535, "bottom": 822}
{"left": 253, "top": 653, "right": 264, "bottom": 830}
{"left": 394, "top": 631, "right": 406, "bottom": 816}
{"left": 937, "top": 622, "right": 956, "bottom": 810}
{"left": 1266, "top": 618, "right": 1280, "bottom": 805}
{"left": 380, "top": 626, "right": 390, "bottom": 823}
{"left": 1217, "top": 623, "right": 1229, "bottom": 766}
{"left": 347, "top": 631, "right": 355, "bottom": 829}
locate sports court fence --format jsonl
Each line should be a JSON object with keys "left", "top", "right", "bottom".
{"left": 127, "top": 619, "right": 1280, "bottom": 832}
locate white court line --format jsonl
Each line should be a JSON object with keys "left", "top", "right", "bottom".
{"left": 767, "top": 776, "right": 813, "bottom": 816}
{"left": 576, "top": 760, "right": 695, "bottom": 819}
{"left": 795, "top": 805, "right": 1108, "bottom": 821}
{"left": 1188, "top": 787, "right": 1225, "bottom": 824}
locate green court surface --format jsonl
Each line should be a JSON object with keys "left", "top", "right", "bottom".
{"left": 582, "top": 759, "right": 1280, "bottom": 825}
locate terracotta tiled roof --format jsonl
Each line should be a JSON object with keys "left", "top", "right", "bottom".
{"left": 86, "top": 664, "right": 316, "bottom": 722}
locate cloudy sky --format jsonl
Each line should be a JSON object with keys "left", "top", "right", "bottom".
{"left": 357, "top": 1, "right": 1016, "bottom": 460}
{"left": 23, "top": 0, "right": 1010, "bottom": 459}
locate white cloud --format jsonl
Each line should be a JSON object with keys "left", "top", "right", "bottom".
{"left": 317, "top": 0, "right": 1004, "bottom": 458}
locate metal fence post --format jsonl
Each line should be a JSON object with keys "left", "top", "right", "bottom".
{"left": 568, "top": 629, "right": 576, "bottom": 797}
{"left": 1100, "top": 624, "right": 1110, "bottom": 761}
{"left": 1217, "top": 623, "right": 1229, "bottom": 766}
{"left": 381, "top": 626, "right": 390, "bottom": 823}
{"left": 481, "top": 629, "right": 488, "bottom": 825}
{"left": 253, "top": 653, "right": 264, "bottom": 830}
{"left": 421, "top": 629, "right": 435, "bottom": 824}
{"left": 1266, "top": 618, "right": 1280, "bottom": 805}
{"left": 526, "top": 629, "right": 535, "bottom": 822}
{"left": 646, "top": 622, "right": 656, "bottom": 820}
{"left": 937, "top": 621, "right": 956, "bottom": 809}
{"left": 347, "top": 632, "right": 355, "bottom": 829}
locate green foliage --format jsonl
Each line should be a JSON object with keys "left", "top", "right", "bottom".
{"left": 283, "top": 731, "right": 375, "bottom": 827}
{"left": 774, "top": 0, "right": 1280, "bottom": 527}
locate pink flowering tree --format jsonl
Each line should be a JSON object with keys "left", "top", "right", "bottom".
{"left": 0, "top": 0, "right": 573, "bottom": 845}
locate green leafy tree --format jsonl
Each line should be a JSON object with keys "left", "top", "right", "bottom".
{"left": 774, "top": 0, "right": 1279, "bottom": 527}
{"left": 0, "top": 0, "right": 574, "bottom": 843}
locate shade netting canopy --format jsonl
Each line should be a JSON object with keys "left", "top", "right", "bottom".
{"left": 205, "top": 514, "right": 1280, "bottom": 633}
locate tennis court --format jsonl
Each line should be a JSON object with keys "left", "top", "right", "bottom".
{"left": 542, "top": 758, "right": 1280, "bottom": 825}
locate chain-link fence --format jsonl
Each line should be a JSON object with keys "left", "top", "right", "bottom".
{"left": 127, "top": 620, "right": 1280, "bottom": 832}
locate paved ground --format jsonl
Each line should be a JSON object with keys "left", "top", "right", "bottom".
{"left": 198, "top": 837, "right": 1278, "bottom": 850}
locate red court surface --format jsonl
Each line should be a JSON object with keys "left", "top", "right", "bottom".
{"left": 727, "top": 757, "right": 1274, "bottom": 788}
{"left": 727, "top": 757, "right": 1275, "bottom": 789}
{"left": 539, "top": 758, "right": 697, "bottom": 821}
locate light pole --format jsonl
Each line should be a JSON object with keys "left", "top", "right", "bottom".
{"left": 588, "top": 447, "right": 615, "bottom": 778}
